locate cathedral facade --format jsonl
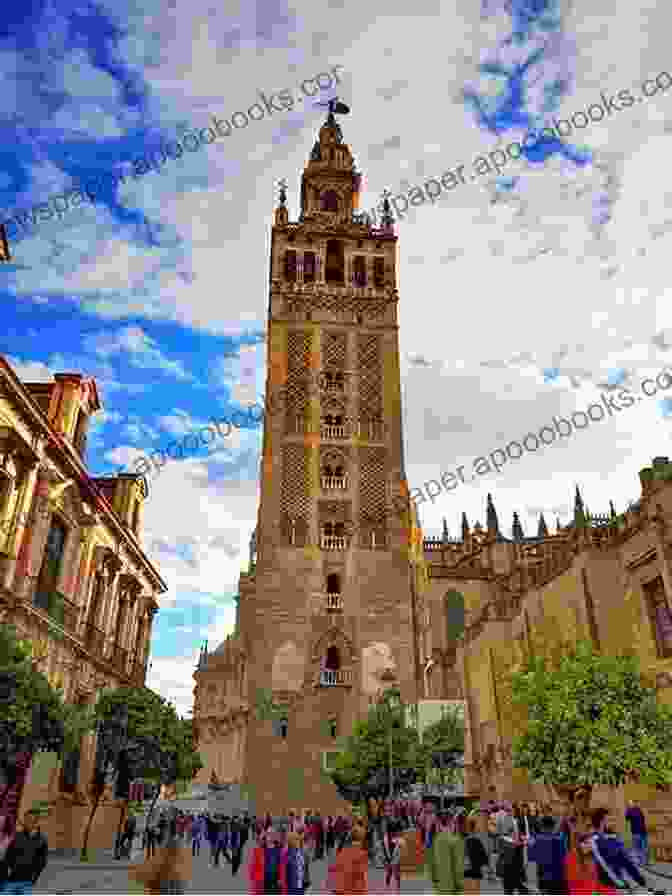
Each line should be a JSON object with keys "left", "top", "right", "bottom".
{"left": 191, "top": 111, "right": 672, "bottom": 852}
{"left": 192, "top": 111, "right": 422, "bottom": 814}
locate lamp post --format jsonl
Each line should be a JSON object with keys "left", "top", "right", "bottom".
{"left": 377, "top": 669, "right": 400, "bottom": 800}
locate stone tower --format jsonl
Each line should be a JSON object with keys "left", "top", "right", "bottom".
{"left": 199, "top": 110, "right": 419, "bottom": 814}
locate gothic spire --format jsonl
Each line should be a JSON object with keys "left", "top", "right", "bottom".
{"left": 442, "top": 517, "right": 449, "bottom": 544}
{"left": 537, "top": 513, "right": 549, "bottom": 537}
{"left": 380, "top": 189, "right": 395, "bottom": 232}
{"left": 486, "top": 493, "right": 500, "bottom": 536}
{"left": 574, "top": 485, "right": 587, "bottom": 529}
{"left": 461, "top": 512, "right": 470, "bottom": 541}
{"left": 609, "top": 499, "right": 617, "bottom": 519}
{"left": 512, "top": 511, "right": 524, "bottom": 541}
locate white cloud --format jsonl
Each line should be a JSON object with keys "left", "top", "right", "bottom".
{"left": 83, "top": 325, "right": 193, "bottom": 380}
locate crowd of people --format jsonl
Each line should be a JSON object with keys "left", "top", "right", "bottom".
{"left": 0, "top": 793, "right": 666, "bottom": 893}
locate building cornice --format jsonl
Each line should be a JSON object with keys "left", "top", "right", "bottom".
{"left": 0, "top": 358, "right": 167, "bottom": 593}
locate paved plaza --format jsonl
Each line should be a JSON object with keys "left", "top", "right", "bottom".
{"left": 32, "top": 795, "right": 672, "bottom": 894}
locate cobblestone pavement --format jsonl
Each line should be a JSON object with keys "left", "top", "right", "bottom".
{"left": 34, "top": 847, "right": 672, "bottom": 894}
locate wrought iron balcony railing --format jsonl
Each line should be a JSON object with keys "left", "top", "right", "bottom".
{"left": 326, "top": 593, "right": 343, "bottom": 611}
{"left": 320, "top": 535, "right": 347, "bottom": 551}
{"left": 319, "top": 669, "right": 353, "bottom": 687}
{"left": 321, "top": 476, "right": 347, "bottom": 490}
{"left": 321, "top": 425, "right": 346, "bottom": 440}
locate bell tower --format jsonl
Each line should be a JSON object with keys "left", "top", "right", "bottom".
{"left": 239, "top": 106, "right": 417, "bottom": 813}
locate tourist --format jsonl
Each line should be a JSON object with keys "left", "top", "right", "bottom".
{"left": 625, "top": 799, "right": 649, "bottom": 866}
{"left": 427, "top": 810, "right": 464, "bottom": 894}
{"left": 325, "top": 815, "right": 335, "bottom": 854}
{"left": 229, "top": 813, "right": 244, "bottom": 875}
{"left": 485, "top": 803, "right": 499, "bottom": 879}
{"left": 327, "top": 820, "right": 369, "bottom": 895}
{"left": 247, "top": 828, "right": 287, "bottom": 894}
{"left": 565, "top": 832, "right": 616, "bottom": 894}
{"left": 527, "top": 814, "right": 567, "bottom": 894}
{"left": 463, "top": 814, "right": 489, "bottom": 893}
{"left": 383, "top": 823, "right": 402, "bottom": 893}
{"left": 191, "top": 813, "right": 204, "bottom": 857}
{"left": 206, "top": 814, "right": 222, "bottom": 867}
{"left": 144, "top": 818, "right": 157, "bottom": 860}
{"left": 0, "top": 809, "right": 48, "bottom": 895}
{"left": 128, "top": 828, "right": 192, "bottom": 895}
{"left": 313, "top": 813, "right": 325, "bottom": 860}
{"left": 590, "top": 807, "right": 647, "bottom": 892}
{"left": 495, "top": 803, "right": 528, "bottom": 894}
{"left": 284, "top": 830, "right": 310, "bottom": 894}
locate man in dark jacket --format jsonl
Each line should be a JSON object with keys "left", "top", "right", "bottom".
{"left": 0, "top": 810, "right": 48, "bottom": 894}
{"left": 527, "top": 816, "right": 567, "bottom": 894}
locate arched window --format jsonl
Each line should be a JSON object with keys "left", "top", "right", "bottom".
{"left": 445, "top": 590, "right": 466, "bottom": 642}
{"left": 325, "top": 645, "right": 341, "bottom": 670}
{"left": 284, "top": 250, "right": 298, "bottom": 281}
{"left": 325, "top": 239, "right": 344, "bottom": 283}
{"left": 321, "top": 190, "right": 339, "bottom": 212}
{"left": 326, "top": 573, "right": 340, "bottom": 594}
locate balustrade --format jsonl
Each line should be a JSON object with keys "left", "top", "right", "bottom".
{"left": 325, "top": 593, "right": 343, "bottom": 611}
{"left": 320, "top": 425, "right": 346, "bottom": 440}
{"left": 321, "top": 476, "right": 347, "bottom": 490}
{"left": 320, "top": 535, "right": 347, "bottom": 551}
{"left": 319, "top": 668, "right": 352, "bottom": 687}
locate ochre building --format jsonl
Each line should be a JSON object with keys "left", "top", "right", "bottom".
{"left": 0, "top": 357, "right": 166, "bottom": 850}
{"left": 419, "top": 465, "right": 672, "bottom": 860}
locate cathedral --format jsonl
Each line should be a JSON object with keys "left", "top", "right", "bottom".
{"left": 191, "top": 110, "right": 672, "bottom": 855}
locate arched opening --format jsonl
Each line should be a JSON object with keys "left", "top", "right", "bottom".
{"left": 445, "top": 590, "right": 466, "bottom": 642}
{"left": 325, "top": 239, "right": 345, "bottom": 284}
{"left": 325, "top": 645, "right": 341, "bottom": 670}
{"left": 322, "top": 190, "right": 339, "bottom": 211}
{"left": 326, "top": 573, "right": 340, "bottom": 594}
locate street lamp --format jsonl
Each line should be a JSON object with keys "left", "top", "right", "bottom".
{"left": 378, "top": 669, "right": 400, "bottom": 800}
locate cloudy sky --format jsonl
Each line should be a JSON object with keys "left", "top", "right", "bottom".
{"left": 2, "top": 0, "right": 672, "bottom": 716}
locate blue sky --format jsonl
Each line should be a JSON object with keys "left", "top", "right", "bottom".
{"left": 3, "top": 0, "right": 672, "bottom": 714}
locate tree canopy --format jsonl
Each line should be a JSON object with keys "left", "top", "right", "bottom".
{"left": 509, "top": 639, "right": 672, "bottom": 793}
{"left": 94, "top": 687, "right": 203, "bottom": 782}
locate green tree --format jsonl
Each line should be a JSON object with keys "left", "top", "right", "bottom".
{"left": 0, "top": 623, "right": 64, "bottom": 740}
{"left": 418, "top": 705, "right": 465, "bottom": 788}
{"left": 508, "top": 639, "right": 672, "bottom": 806}
{"left": 329, "top": 688, "right": 422, "bottom": 801}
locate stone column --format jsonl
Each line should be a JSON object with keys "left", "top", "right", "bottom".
{"left": 650, "top": 506, "right": 672, "bottom": 613}
{"left": 2, "top": 459, "right": 40, "bottom": 592}
{"left": 56, "top": 526, "right": 81, "bottom": 600}
{"left": 14, "top": 467, "right": 54, "bottom": 600}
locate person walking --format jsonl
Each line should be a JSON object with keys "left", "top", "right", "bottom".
{"left": 565, "top": 832, "right": 617, "bottom": 894}
{"left": 496, "top": 805, "right": 528, "bottom": 894}
{"left": 427, "top": 810, "right": 464, "bottom": 895}
{"left": 0, "top": 810, "right": 48, "bottom": 895}
{"left": 247, "top": 828, "right": 288, "bottom": 895}
{"left": 463, "top": 815, "right": 489, "bottom": 894}
{"left": 229, "top": 814, "right": 244, "bottom": 876}
{"left": 590, "top": 808, "right": 648, "bottom": 893}
{"left": 284, "top": 830, "right": 310, "bottom": 894}
{"left": 128, "top": 829, "right": 193, "bottom": 895}
{"left": 625, "top": 799, "right": 649, "bottom": 866}
{"left": 527, "top": 814, "right": 567, "bottom": 894}
{"left": 191, "top": 813, "right": 203, "bottom": 858}
{"left": 383, "top": 823, "right": 402, "bottom": 893}
{"left": 144, "top": 818, "right": 157, "bottom": 860}
{"left": 327, "top": 820, "right": 369, "bottom": 895}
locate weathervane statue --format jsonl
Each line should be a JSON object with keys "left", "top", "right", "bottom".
{"left": 315, "top": 96, "right": 350, "bottom": 116}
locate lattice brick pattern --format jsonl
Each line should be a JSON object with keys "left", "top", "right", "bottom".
{"left": 357, "top": 334, "right": 382, "bottom": 416}
{"left": 358, "top": 447, "right": 387, "bottom": 524}
{"left": 285, "top": 329, "right": 311, "bottom": 416}
{"left": 322, "top": 330, "right": 347, "bottom": 370}
{"left": 280, "top": 444, "right": 310, "bottom": 521}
